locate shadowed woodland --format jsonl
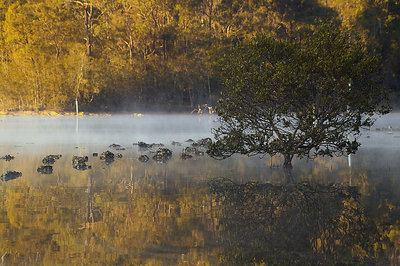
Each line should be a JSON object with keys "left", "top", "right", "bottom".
{"left": 0, "top": 0, "right": 399, "bottom": 112}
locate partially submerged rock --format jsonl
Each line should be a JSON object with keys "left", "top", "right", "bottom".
{"left": 100, "top": 150, "right": 115, "bottom": 164}
{"left": 183, "top": 146, "right": 197, "bottom": 154}
{"left": 109, "top": 144, "right": 126, "bottom": 150}
{"left": 136, "top": 141, "right": 164, "bottom": 151}
{"left": 37, "top": 165, "right": 53, "bottom": 175}
{"left": 72, "top": 156, "right": 91, "bottom": 170}
{"left": 180, "top": 153, "right": 193, "bottom": 160}
{"left": 0, "top": 155, "right": 14, "bottom": 161}
{"left": 42, "top": 154, "right": 62, "bottom": 165}
{"left": 153, "top": 148, "right": 173, "bottom": 163}
{"left": 196, "top": 138, "right": 212, "bottom": 148}
{"left": 1, "top": 171, "right": 22, "bottom": 181}
{"left": 137, "top": 141, "right": 150, "bottom": 149}
{"left": 138, "top": 155, "right": 149, "bottom": 163}
{"left": 93, "top": 153, "right": 98, "bottom": 157}
{"left": 171, "top": 141, "right": 182, "bottom": 146}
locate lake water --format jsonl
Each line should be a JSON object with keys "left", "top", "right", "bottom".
{"left": 0, "top": 114, "right": 399, "bottom": 264}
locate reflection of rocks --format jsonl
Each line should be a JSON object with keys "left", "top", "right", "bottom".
{"left": 1, "top": 171, "right": 22, "bottom": 181}
{"left": 153, "top": 148, "right": 172, "bottom": 163}
{"left": 100, "top": 151, "right": 115, "bottom": 164}
{"left": 42, "top": 154, "right": 62, "bottom": 165}
{"left": 72, "top": 156, "right": 91, "bottom": 170}
{"left": 37, "top": 165, "right": 53, "bottom": 175}
{"left": 138, "top": 155, "right": 149, "bottom": 163}
{"left": 0, "top": 155, "right": 14, "bottom": 161}
{"left": 109, "top": 144, "right": 125, "bottom": 150}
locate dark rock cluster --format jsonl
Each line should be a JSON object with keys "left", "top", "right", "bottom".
{"left": 0, "top": 155, "right": 14, "bottom": 161}
{"left": 37, "top": 154, "right": 62, "bottom": 175}
{"left": 1, "top": 171, "right": 22, "bottom": 181}
{"left": 72, "top": 156, "right": 91, "bottom": 170}
{"left": 153, "top": 148, "right": 173, "bottom": 163}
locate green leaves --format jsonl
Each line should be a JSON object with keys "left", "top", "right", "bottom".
{"left": 209, "top": 22, "right": 390, "bottom": 167}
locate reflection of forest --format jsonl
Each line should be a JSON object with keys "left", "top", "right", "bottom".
{"left": 0, "top": 163, "right": 399, "bottom": 264}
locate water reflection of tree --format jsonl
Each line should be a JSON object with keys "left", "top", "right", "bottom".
{"left": 209, "top": 177, "right": 388, "bottom": 264}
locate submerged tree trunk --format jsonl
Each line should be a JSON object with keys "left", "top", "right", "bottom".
{"left": 283, "top": 154, "right": 295, "bottom": 183}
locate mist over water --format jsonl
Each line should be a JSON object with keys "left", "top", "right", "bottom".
{"left": 0, "top": 114, "right": 217, "bottom": 153}
{"left": 0, "top": 113, "right": 400, "bottom": 264}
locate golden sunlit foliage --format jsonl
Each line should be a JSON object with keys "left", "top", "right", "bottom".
{"left": 0, "top": 0, "right": 398, "bottom": 112}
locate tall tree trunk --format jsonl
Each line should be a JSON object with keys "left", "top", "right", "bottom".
{"left": 85, "top": 3, "right": 93, "bottom": 57}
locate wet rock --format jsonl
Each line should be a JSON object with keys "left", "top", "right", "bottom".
{"left": 137, "top": 141, "right": 150, "bottom": 149}
{"left": 117, "top": 153, "right": 123, "bottom": 159}
{"left": 72, "top": 156, "right": 91, "bottom": 170}
{"left": 180, "top": 153, "right": 193, "bottom": 160}
{"left": 196, "top": 138, "right": 212, "bottom": 147}
{"left": 0, "top": 155, "right": 14, "bottom": 161}
{"left": 183, "top": 146, "right": 197, "bottom": 154}
{"left": 109, "top": 144, "right": 125, "bottom": 150}
{"left": 1, "top": 171, "right": 22, "bottom": 181}
{"left": 42, "top": 154, "right": 62, "bottom": 165}
{"left": 136, "top": 142, "right": 164, "bottom": 151}
{"left": 37, "top": 165, "right": 53, "bottom": 175}
{"left": 153, "top": 148, "right": 173, "bottom": 163}
{"left": 138, "top": 155, "right": 149, "bottom": 163}
{"left": 194, "top": 150, "right": 205, "bottom": 156}
{"left": 171, "top": 141, "right": 182, "bottom": 146}
{"left": 100, "top": 151, "right": 114, "bottom": 164}
{"left": 93, "top": 153, "right": 98, "bottom": 157}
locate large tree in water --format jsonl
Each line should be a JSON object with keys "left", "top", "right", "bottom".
{"left": 208, "top": 22, "right": 390, "bottom": 169}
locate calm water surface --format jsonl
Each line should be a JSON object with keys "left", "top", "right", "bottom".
{"left": 0, "top": 114, "right": 399, "bottom": 265}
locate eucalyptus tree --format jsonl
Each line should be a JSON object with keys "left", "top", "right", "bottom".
{"left": 208, "top": 22, "right": 390, "bottom": 169}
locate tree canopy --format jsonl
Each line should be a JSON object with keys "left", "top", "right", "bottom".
{"left": 0, "top": 0, "right": 398, "bottom": 112}
{"left": 208, "top": 22, "right": 390, "bottom": 168}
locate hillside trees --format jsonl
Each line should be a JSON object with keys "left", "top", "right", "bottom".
{"left": 0, "top": 0, "right": 397, "bottom": 112}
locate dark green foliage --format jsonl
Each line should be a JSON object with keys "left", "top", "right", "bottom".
{"left": 208, "top": 22, "right": 390, "bottom": 167}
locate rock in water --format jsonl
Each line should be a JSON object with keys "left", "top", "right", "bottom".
{"left": 153, "top": 148, "right": 173, "bottom": 163}
{"left": 72, "top": 156, "right": 91, "bottom": 170}
{"left": 100, "top": 151, "right": 115, "bottom": 164}
{"left": 0, "top": 155, "right": 14, "bottom": 161}
{"left": 109, "top": 144, "right": 126, "bottom": 150}
{"left": 138, "top": 155, "right": 149, "bottom": 163}
{"left": 180, "top": 153, "right": 193, "bottom": 160}
{"left": 37, "top": 165, "right": 53, "bottom": 175}
{"left": 42, "top": 154, "right": 62, "bottom": 165}
{"left": 1, "top": 171, "right": 22, "bottom": 181}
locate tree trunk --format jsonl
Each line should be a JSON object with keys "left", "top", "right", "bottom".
{"left": 283, "top": 154, "right": 295, "bottom": 183}
{"left": 283, "top": 154, "right": 293, "bottom": 169}
{"left": 85, "top": 4, "right": 93, "bottom": 57}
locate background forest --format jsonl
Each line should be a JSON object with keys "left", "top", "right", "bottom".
{"left": 0, "top": 0, "right": 399, "bottom": 112}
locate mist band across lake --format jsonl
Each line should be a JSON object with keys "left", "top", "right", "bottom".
{"left": 0, "top": 113, "right": 399, "bottom": 264}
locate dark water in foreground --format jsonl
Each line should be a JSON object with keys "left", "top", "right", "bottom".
{"left": 0, "top": 114, "right": 400, "bottom": 265}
